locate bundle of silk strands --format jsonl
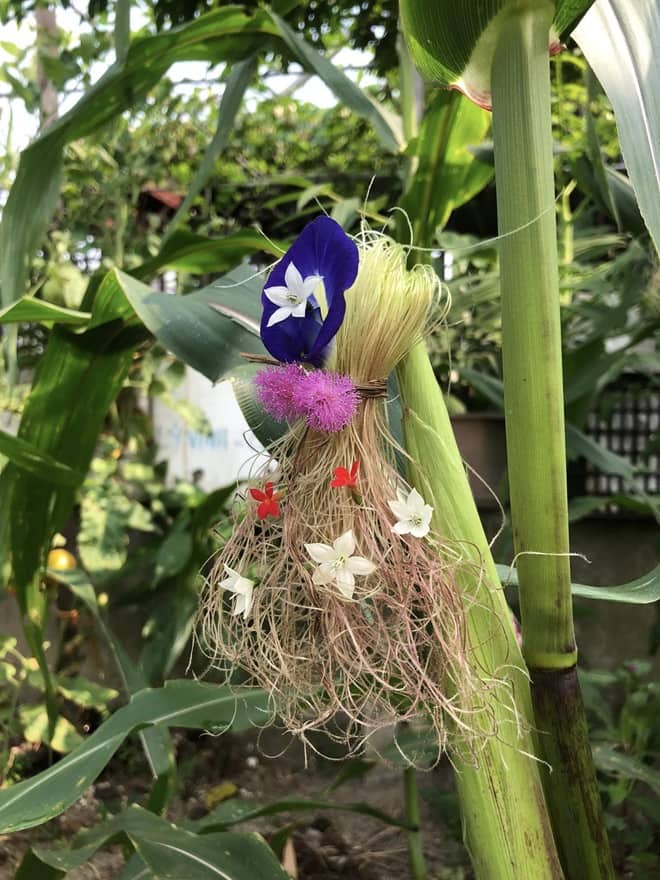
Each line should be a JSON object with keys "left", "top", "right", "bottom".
{"left": 199, "top": 229, "right": 502, "bottom": 761}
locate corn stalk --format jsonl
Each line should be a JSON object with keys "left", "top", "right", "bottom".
{"left": 490, "top": 5, "right": 613, "bottom": 877}
{"left": 397, "top": 343, "right": 562, "bottom": 878}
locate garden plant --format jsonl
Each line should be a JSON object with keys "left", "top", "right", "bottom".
{"left": 0, "top": 0, "right": 659, "bottom": 878}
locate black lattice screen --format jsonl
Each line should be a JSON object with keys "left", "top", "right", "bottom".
{"left": 583, "top": 377, "right": 659, "bottom": 511}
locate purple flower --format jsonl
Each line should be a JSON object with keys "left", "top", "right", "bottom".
{"left": 254, "top": 364, "right": 307, "bottom": 422}
{"left": 293, "top": 370, "right": 359, "bottom": 433}
{"left": 260, "top": 216, "right": 359, "bottom": 367}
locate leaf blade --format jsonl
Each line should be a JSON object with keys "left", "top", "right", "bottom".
{"left": 164, "top": 55, "right": 259, "bottom": 238}
{"left": 118, "top": 267, "right": 264, "bottom": 382}
{"left": 270, "top": 11, "right": 402, "bottom": 153}
{"left": 497, "top": 563, "right": 660, "bottom": 604}
{"left": 0, "top": 298, "right": 91, "bottom": 326}
{"left": 0, "top": 681, "right": 272, "bottom": 833}
{"left": 0, "top": 430, "right": 85, "bottom": 487}
{"left": 574, "top": 0, "right": 660, "bottom": 255}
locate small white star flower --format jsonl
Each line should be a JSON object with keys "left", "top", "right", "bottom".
{"left": 219, "top": 564, "right": 254, "bottom": 619}
{"left": 388, "top": 488, "right": 433, "bottom": 538}
{"left": 264, "top": 261, "right": 323, "bottom": 327}
{"left": 305, "top": 529, "right": 376, "bottom": 600}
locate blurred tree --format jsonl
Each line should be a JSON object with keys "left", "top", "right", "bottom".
{"left": 54, "top": 84, "right": 398, "bottom": 275}
{"left": 1, "top": 0, "right": 400, "bottom": 76}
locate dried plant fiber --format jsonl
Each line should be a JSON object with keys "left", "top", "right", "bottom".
{"left": 199, "top": 230, "right": 505, "bottom": 761}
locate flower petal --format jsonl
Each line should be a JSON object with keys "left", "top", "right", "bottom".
{"left": 256, "top": 500, "right": 270, "bottom": 519}
{"left": 333, "top": 529, "right": 355, "bottom": 557}
{"left": 264, "top": 286, "right": 294, "bottom": 307}
{"left": 290, "top": 300, "right": 308, "bottom": 319}
{"left": 330, "top": 466, "right": 350, "bottom": 487}
{"left": 267, "top": 306, "right": 295, "bottom": 327}
{"left": 388, "top": 499, "right": 411, "bottom": 521}
{"left": 335, "top": 568, "right": 355, "bottom": 599}
{"left": 406, "top": 488, "right": 426, "bottom": 512}
{"left": 284, "top": 261, "right": 303, "bottom": 290}
{"left": 307, "top": 292, "right": 347, "bottom": 364}
{"left": 408, "top": 522, "right": 431, "bottom": 538}
{"left": 313, "top": 564, "right": 335, "bottom": 585}
{"left": 260, "top": 217, "right": 358, "bottom": 365}
{"left": 231, "top": 594, "right": 246, "bottom": 616}
{"left": 299, "top": 273, "right": 323, "bottom": 299}
{"left": 260, "top": 311, "right": 324, "bottom": 363}
{"left": 346, "top": 556, "right": 377, "bottom": 576}
{"left": 305, "top": 542, "right": 337, "bottom": 564}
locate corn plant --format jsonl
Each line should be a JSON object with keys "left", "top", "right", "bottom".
{"left": 0, "top": 1, "right": 659, "bottom": 878}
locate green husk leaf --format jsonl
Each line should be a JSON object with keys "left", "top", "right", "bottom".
{"left": 400, "top": 1, "right": 594, "bottom": 107}
{"left": 228, "top": 364, "right": 287, "bottom": 448}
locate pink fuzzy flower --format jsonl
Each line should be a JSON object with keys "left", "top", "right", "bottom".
{"left": 254, "top": 364, "right": 307, "bottom": 422}
{"left": 293, "top": 370, "right": 359, "bottom": 433}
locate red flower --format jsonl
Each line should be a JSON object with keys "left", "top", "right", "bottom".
{"left": 249, "top": 482, "right": 281, "bottom": 519}
{"left": 331, "top": 460, "right": 359, "bottom": 489}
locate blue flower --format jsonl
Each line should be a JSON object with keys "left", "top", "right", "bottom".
{"left": 260, "top": 216, "right": 359, "bottom": 366}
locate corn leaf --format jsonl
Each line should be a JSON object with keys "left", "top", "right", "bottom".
{"left": 0, "top": 6, "right": 278, "bottom": 316}
{"left": 497, "top": 563, "right": 660, "bottom": 604}
{"left": 25, "top": 805, "right": 288, "bottom": 879}
{"left": 574, "top": 0, "right": 660, "bottom": 255}
{"left": 0, "top": 298, "right": 91, "bottom": 326}
{"left": 190, "top": 796, "right": 411, "bottom": 832}
{"left": 132, "top": 229, "right": 283, "bottom": 280}
{"left": 164, "top": 54, "right": 259, "bottom": 238}
{"left": 116, "top": 267, "right": 263, "bottom": 382}
{"left": 51, "top": 568, "right": 175, "bottom": 798}
{"left": 270, "top": 11, "right": 402, "bottom": 153}
{"left": 7, "top": 274, "right": 146, "bottom": 606}
{"left": 0, "top": 430, "right": 84, "bottom": 487}
{"left": 0, "top": 682, "right": 271, "bottom": 834}
{"left": 401, "top": 89, "right": 493, "bottom": 246}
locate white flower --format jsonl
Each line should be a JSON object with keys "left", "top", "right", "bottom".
{"left": 388, "top": 487, "right": 433, "bottom": 538}
{"left": 219, "top": 564, "right": 254, "bottom": 619}
{"left": 264, "top": 261, "right": 323, "bottom": 327}
{"left": 305, "top": 529, "right": 376, "bottom": 600}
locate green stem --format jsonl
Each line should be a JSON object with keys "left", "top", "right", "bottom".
{"left": 403, "top": 767, "right": 427, "bottom": 880}
{"left": 15, "top": 573, "right": 58, "bottom": 737}
{"left": 397, "top": 24, "right": 421, "bottom": 145}
{"left": 490, "top": 6, "right": 613, "bottom": 878}
{"left": 397, "top": 343, "right": 562, "bottom": 879}
{"left": 396, "top": 21, "right": 422, "bottom": 246}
